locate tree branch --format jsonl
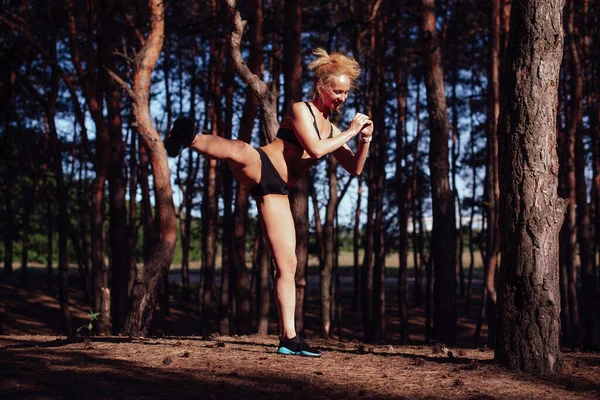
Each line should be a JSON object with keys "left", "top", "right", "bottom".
{"left": 224, "top": 0, "right": 279, "bottom": 140}
{"left": 104, "top": 66, "right": 135, "bottom": 99}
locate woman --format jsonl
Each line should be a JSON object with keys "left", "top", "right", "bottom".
{"left": 164, "top": 48, "right": 373, "bottom": 357}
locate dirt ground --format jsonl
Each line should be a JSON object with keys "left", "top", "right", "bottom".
{"left": 1, "top": 272, "right": 600, "bottom": 399}
{"left": 2, "top": 334, "right": 599, "bottom": 399}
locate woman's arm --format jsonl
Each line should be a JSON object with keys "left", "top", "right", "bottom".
{"left": 289, "top": 102, "right": 371, "bottom": 159}
{"left": 331, "top": 121, "right": 373, "bottom": 176}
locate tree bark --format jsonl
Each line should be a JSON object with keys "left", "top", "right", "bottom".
{"left": 495, "top": 0, "right": 566, "bottom": 373}
{"left": 419, "top": 0, "right": 457, "bottom": 346}
{"left": 112, "top": 0, "right": 176, "bottom": 337}
{"left": 229, "top": 0, "right": 265, "bottom": 334}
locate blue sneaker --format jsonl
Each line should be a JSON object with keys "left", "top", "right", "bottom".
{"left": 164, "top": 116, "right": 196, "bottom": 157}
{"left": 277, "top": 336, "right": 322, "bottom": 357}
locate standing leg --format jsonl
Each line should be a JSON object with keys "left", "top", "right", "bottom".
{"left": 257, "top": 195, "right": 298, "bottom": 340}
{"left": 258, "top": 195, "right": 321, "bottom": 357}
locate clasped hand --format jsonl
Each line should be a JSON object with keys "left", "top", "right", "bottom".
{"left": 349, "top": 112, "right": 373, "bottom": 138}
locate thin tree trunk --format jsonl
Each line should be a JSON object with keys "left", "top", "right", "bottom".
{"left": 104, "top": 34, "right": 129, "bottom": 334}
{"left": 562, "top": 0, "right": 582, "bottom": 350}
{"left": 231, "top": 0, "right": 264, "bottom": 334}
{"left": 46, "top": 188, "right": 53, "bottom": 290}
{"left": 128, "top": 124, "right": 138, "bottom": 297}
{"left": 66, "top": 0, "right": 111, "bottom": 336}
{"left": 395, "top": 46, "right": 409, "bottom": 343}
{"left": 412, "top": 76, "right": 424, "bottom": 307}
{"left": 47, "top": 62, "right": 72, "bottom": 336}
{"left": 572, "top": 0, "right": 597, "bottom": 350}
{"left": 483, "top": 0, "right": 501, "bottom": 349}
{"left": 321, "top": 156, "right": 338, "bottom": 338}
{"left": 256, "top": 224, "right": 271, "bottom": 335}
{"left": 220, "top": 53, "right": 235, "bottom": 335}
{"left": 352, "top": 177, "right": 362, "bottom": 312}
{"left": 495, "top": 0, "right": 566, "bottom": 373}
{"left": 419, "top": 0, "right": 457, "bottom": 346}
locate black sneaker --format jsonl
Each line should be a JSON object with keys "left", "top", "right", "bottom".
{"left": 164, "top": 116, "right": 196, "bottom": 157}
{"left": 277, "top": 336, "right": 322, "bottom": 357}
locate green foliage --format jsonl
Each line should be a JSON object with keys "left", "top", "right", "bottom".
{"left": 77, "top": 311, "right": 100, "bottom": 335}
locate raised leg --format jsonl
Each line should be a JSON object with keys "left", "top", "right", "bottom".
{"left": 189, "top": 135, "right": 261, "bottom": 189}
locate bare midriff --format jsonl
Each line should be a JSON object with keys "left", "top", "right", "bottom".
{"left": 260, "top": 136, "right": 319, "bottom": 188}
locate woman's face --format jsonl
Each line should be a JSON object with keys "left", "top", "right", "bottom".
{"left": 319, "top": 74, "right": 351, "bottom": 111}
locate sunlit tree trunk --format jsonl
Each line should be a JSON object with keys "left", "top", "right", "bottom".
{"left": 112, "top": 0, "right": 176, "bottom": 337}
{"left": 496, "top": 0, "right": 566, "bottom": 373}
{"left": 229, "top": 0, "right": 265, "bottom": 335}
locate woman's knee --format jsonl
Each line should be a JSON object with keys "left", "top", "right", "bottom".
{"left": 275, "top": 255, "right": 297, "bottom": 277}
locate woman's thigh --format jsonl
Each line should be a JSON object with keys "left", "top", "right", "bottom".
{"left": 257, "top": 195, "right": 297, "bottom": 273}
{"left": 226, "top": 141, "right": 262, "bottom": 189}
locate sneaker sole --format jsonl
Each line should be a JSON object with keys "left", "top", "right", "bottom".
{"left": 277, "top": 347, "right": 322, "bottom": 357}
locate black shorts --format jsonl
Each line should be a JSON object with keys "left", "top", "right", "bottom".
{"left": 250, "top": 148, "right": 290, "bottom": 197}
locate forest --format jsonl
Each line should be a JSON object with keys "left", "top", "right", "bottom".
{"left": 1, "top": 0, "right": 600, "bottom": 398}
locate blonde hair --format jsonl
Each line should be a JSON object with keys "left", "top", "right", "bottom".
{"left": 308, "top": 47, "right": 361, "bottom": 89}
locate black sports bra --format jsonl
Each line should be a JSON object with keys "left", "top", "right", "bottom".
{"left": 277, "top": 102, "right": 332, "bottom": 149}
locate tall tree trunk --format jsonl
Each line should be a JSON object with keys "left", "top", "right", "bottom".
{"left": 47, "top": 60, "right": 72, "bottom": 336}
{"left": 128, "top": 124, "right": 138, "bottom": 297}
{"left": 20, "top": 168, "right": 40, "bottom": 285}
{"left": 103, "top": 21, "right": 129, "bottom": 334}
{"left": 483, "top": 0, "right": 501, "bottom": 349}
{"left": 590, "top": 3, "right": 600, "bottom": 350}
{"left": 46, "top": 188, "right": 53, "bottom": 289}
{"left": 495, "top": 0, "right": 566, "bottom": 373}
{"left": 231, "top": 0, "right": 264, "bottom": 334}
{"left": 66, "top": 0, "right": 111, "bottom": 335}
{"left": 114, "top": 0, "right": 176, "bottom": 337}
{"left": 450, "top": 24, "right": 464, "bottom": 300}
{"left": 572, "top": 0, "right": 597, "bottom": 351}
{"left": 321, "top": 157, "right": 338, "bottom": 338}
{"left": 466, "top": 101, "right": 477, "bottom": 310}
{"left": 561, "top": 0, "right": 582, "bottom": 350}
{"left": 412, "top": 76, "right": 424, "bottom": 306}
{"left": 220, "top": 53, "right": 235, "bottom": 335}
{"left": 201, "top": 16, "right": 224, "bottom": 333}
{"left": 396, "top": 51, "right": 409, "bottom": 343}
{"left": 352, "top": 177, "right": 362, "bottom": 312}
{"left": 419, "top": 0, "right": 457, "bottom": 345}
{"left": 3, "top": 166, "right": 14, "bottom": 278}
